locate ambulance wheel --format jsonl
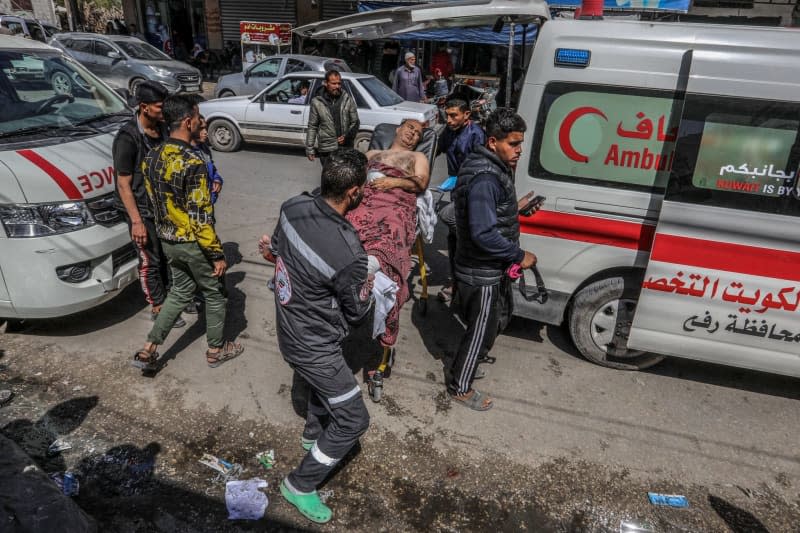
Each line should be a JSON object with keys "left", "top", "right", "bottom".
{"left": 208, "top": 119, "right": 241, "bottom": 152}
{"left": 568, "top": 276, "right": 664, "bottom": 371}
{"left": 354, "top": 131, "right": 372, "bottom": 153}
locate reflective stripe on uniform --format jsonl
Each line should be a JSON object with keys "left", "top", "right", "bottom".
{"left": 280, "top": 212, "right": 336, "bottom": 278}
{"left": 310, "top": 441, "right": 339, "bottom": 467}
{"left": 328, "top": 385, "right": 360, "bottom": 406}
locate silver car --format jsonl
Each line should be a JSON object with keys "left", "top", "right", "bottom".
{"left": 200, "top": 71, "right": 438, "bottom": 153}
{"left": 49, "top": 32, "right": 201, "bottom": 94}
{"left": 214, "top": 54, "right": 350, "bottom": 98}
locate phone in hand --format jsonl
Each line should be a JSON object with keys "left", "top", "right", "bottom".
{"left": 520, "top": 195, "right": 546, "bottom": 216}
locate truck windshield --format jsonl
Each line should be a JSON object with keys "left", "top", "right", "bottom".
{"left": 0, "top": 49, "right": 128, "bottom": 139}
{"left": 115, "top": 40, "right": 171, "bottom": 61}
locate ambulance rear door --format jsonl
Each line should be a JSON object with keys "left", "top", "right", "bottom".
{"left": 627, "top": 48, "right": 800, "bottom": 377}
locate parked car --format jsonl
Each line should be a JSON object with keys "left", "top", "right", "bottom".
{"left": 0, "top": 15, "right": 46, "bottom": 42}
{"left": 49, "top": 32, "right": 201, "bottom": 94}
{"left": 200, "top": 71, "right": 438, "bottom": 153}
{"left": 214, "top": 54, "right": 350, "bottom": 98}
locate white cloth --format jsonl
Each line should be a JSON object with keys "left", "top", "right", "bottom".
{"left": 415, "top": 189, "right": 437, "bottom": 244}
{"left": 225, "top": 478, "right": 268, "bottom": 520}
{"left": 371, "top": 271, "right": 398, "bottom": 338}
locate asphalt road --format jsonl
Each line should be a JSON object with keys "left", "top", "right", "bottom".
{"left": 1, "top": 140, "right": 798, "bottom": 531}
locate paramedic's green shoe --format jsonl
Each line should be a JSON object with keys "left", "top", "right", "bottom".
{"left": 280, "top": 480, "right": 332, "bottom": 523}
{"left": 301, "top": 437, "right": 316, "bottom": 451}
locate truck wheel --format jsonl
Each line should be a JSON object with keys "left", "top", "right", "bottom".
{"left": 354, "top": 131, "right": 372, "bottom": 153}
{"left": 208, "top": 119, "right": 242, "bottom": 152}
{"left": 568, "top": 276, "right": 665, "bottom": 370}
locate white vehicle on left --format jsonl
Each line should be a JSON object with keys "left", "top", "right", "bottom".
{"left": 0, "top": 36, "right": 139, "bottom": 319}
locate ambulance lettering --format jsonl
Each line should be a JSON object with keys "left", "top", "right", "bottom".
{"left": 76, "top": 167, "right": 115, "bottom": 194}
{"left": 558, "top": 106, "right": 676, "bottom": 170}
{"left": 541, "top": 91, "right": 678, "bottom": 189}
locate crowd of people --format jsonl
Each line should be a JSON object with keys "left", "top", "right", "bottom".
{"left": 112, "top": 73, "right": 536, "bottom": 524}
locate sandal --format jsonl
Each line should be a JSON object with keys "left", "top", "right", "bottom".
{"left": 280, "top": 480, "right": 332, "bottom": 524}
{"left": 451, "top": 389, "right": 493, "bottom": 411}
{"left": 132, "top": 349, "right": 160, "bottom": 371}
{"left": 473, "top": 365, "right": 486, "bottom": 380}
{"left": 206, "top": 341, "right": 244, "bottom": 368}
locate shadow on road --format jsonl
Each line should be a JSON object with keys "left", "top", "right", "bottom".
{"left": 709, "top": 494, "right": 770, "bottom": 533}
{"left": 1, "top": 396, "right": 305, "bottom": 531}
{"left": 646, "top": 356, "right": 800, "bottom": 400}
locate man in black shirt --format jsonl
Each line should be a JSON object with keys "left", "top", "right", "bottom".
{"left": 113, "top": 80, "right": 185, "bottom": 327}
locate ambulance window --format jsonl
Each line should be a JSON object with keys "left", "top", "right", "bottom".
{"left": 665, "top": 95, "right": 800, "bottom": 217}
{"left": 530, "top": 83, "right": 681, "bottom": 192}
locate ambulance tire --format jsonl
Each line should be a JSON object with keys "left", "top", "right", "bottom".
{"left": 569, "top": 276, "right": 665, "bottom": 371}
{"left": 207, "top": 119, "right": 241, "bottom": 152}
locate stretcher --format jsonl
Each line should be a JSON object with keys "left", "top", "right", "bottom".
{"left": 364, "top": 123, "right": 439, "bottom": 402}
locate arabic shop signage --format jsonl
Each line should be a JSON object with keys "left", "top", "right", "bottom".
{"left": 539, "top": 92, "right": 679, "bottom": 189}
{"left": 692, "top": 121, "right": 798, "bottom": 197}
{"left": 239, "top": 21, "right": 292, "bottom": 46}
{"left": 549, "top": 0, "right": 690, "bottom": 13}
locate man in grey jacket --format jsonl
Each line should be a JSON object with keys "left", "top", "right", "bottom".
{"left": 305, "top": 70, "right": 360, "bottom": 167}
{"left": 259, "top": 149, "right": 374, "bottom": 524}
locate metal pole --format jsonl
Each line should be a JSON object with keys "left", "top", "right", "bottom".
{"left": 505, "top": 21, "right": 515, "bottom": 108}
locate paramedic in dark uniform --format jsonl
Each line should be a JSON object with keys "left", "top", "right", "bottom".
{"left": 449, "top": 108, "right": 537, "bottom": 411}
{"left": 259, "top": 149, "right": 373, "bottom": 524}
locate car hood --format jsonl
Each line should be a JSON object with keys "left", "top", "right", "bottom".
{"left": 199, "top": 95, "right": 252, "bottom": 112}
{"left": 146, "top": 59, "right": 200, "bottom": 74}
{"left": 0, "top": 133, "right": 117, "bottom": 204}
{"left": 217, "top": 72, "right": 245, "bottom": 85}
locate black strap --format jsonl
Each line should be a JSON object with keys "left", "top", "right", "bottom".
{"left": 517, "top": 265, "right": 548, "bottom": 303}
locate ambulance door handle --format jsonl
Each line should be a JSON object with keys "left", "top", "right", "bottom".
{"left": 556, "top": 198, "right": 659, "bottom": 223}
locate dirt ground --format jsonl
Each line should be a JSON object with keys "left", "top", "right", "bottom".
{"left": 1, "top": 318, "right": 798, "bottom": 533}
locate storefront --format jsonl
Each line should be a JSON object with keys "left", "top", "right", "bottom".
{"left": 123, "top": 0, "right": 220, "bottom": 54}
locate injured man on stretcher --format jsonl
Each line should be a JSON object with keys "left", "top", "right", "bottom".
{"left": 345, "top": 119, "right": 430, "bottom": 348}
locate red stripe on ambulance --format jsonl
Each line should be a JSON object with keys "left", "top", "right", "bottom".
{"left": 17, "top": 149, "right": 83, "bottom": 200}
{"left": 520, "top": 210, "right": 656, "bottom": 251}
{"left": 650, "top": 234, "right": 800, "bottom": 282}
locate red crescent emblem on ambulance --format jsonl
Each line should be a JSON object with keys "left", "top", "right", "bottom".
{"left": 558, "top": 106, "right": 607, "bottom": 163}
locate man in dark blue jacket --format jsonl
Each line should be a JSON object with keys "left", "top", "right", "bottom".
{"left": 436, "top": 99, "right": 486, "bottom": 303}
{"left": 260, "top": 149, "right": 374, "bottom": 523}
{"left": 449, "top": 108, "right": 537, "bottom": 411}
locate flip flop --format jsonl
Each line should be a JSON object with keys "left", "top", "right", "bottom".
{"left": 451, "top": 389, "right": 493, "bottom": 411}
{"left": 132, "top": 349, "right": 160, "bottom": 371}
{"left": 473, "top": 365, "right": 486, "bottom": 380}
{"left": 280, "top": 480, "right": 332, "bottom": 524}
{"left": 206, "top": 341, "right": 244, "bottom": 368}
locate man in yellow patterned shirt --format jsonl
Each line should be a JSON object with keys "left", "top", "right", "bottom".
{"left": 133, "top": 94, "right": 243, "bottom": 372}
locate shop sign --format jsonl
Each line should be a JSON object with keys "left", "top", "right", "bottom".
{"left": 239, "top": 21, "right": 292, "bottom": 45}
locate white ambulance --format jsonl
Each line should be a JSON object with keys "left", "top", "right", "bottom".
{"left": 514, "top": 20, "right": 800, "bottom": 377}
{"left": 0, "top": 35, "right": 137, "bottom": 319}
{"left": 297, "top": 0, "right": 800, "bottom": 377}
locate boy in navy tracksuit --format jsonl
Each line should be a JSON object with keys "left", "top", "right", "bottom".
{"left": 436, "top": 99, "right": 486, "bottom": 303}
